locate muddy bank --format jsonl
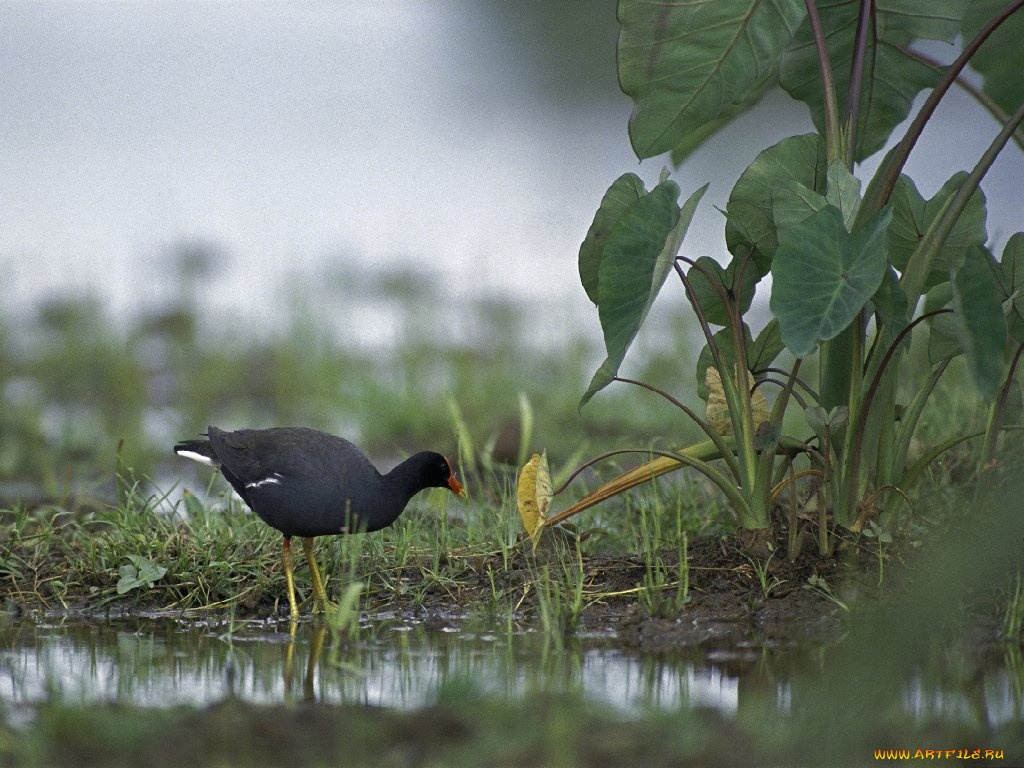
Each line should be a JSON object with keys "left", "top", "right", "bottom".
{"left": 380, "top": 536, "right": 852, "bottom": 651}
{"left": 6, "top": 534, "right": 865, "bottom": 651}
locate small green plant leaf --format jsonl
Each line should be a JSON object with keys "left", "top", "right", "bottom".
{"left": 117, "top": 565, "right": 140, "bottom": 595}
{"left": 725, "top": 134, "right": 828, "bottom": 275}
{"left": 780, "top": 0, "right": 968, "bottom": 160}
{"left": 579, "top": 173, "right": 647, "bottom": 304}
{"left": 685, "top": 255, "right": 759, "bottom": 327}
{"left": 617, "top": 0, "right": 806, "bottom": 158}
{"left": 116, "top": 555, "right": 167, "bottom": 595}
{"left": 961, "top": 0, "right": 1024, "bottom": 120}
{"left": 952, "top": 247, "right": 1007, "bottom": 399}
{"left": 804, "top": 405, "right": 849, "bottom": 441}
{"left": 581, "top": 182, "right": 707, "bottom": 408}
{"left": 889, "top": 173, "right": 988, "bottom": 289}
{"left": 771, "top": 206, "right": 892, "bottom": 358}
{"left": 750, "top": 319, "right": 785, "bottom": 375}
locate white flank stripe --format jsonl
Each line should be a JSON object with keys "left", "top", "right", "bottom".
{"left": 246, "top": 474, "right": 283, "bottom": 490}
{"left": 175, "top": 450, "right": 220, "bottom": 468}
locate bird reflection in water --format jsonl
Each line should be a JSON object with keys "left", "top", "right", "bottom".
{"left": 284, "top": 621, "right": 327, "bottom": 702}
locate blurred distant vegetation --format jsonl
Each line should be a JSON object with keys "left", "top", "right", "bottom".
{"left": 0, "top": 241, "right": 702, "bottom": 504}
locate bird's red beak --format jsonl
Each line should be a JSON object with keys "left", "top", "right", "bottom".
{"left": 445, "top": 457, "right": 465, "bottom": 496}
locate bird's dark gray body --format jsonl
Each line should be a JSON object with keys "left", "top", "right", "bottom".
{"left": 175, "top": 426, "right": 453, "bottom": 538}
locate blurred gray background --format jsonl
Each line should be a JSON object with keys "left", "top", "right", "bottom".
{"left": 3, "top": 2, "right": 1022, "bottom": 343}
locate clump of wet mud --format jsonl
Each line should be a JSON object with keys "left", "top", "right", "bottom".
{"left": 342, "top": 533, "right": 856, "bottom": 652}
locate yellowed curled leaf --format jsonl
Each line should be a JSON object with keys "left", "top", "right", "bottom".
{"left": 516, "top": 451, "right": 552, "bottom": 546}
{"left": 705, "top": 366, "right": 771, "bottom": 435}
{"left": 544, "top": 439, "right": 723, "bottom": 528}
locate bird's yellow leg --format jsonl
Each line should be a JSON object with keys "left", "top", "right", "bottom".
{"left": 302, "top": 537, "right": 336, "bottom": 614}
{"left": 282, "top": 537, "right": 300, "bottom": 619}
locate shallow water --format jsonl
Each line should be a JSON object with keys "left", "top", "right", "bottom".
{"left": 1, "top": 615, "right": 742, "bottom": 716}
{"left": 2, "top": 613, "right": 1022, "bottom": 731}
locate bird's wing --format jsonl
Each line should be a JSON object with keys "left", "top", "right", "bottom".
{"left": 209, "top": 426, "right": 379, "bottom": 488}
{"left": 206, "top": 426, "right": 266, "bottom": 484}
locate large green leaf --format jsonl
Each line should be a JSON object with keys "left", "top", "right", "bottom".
{"left": 992, "top": 233, "right": 1024, "bottom": 343}
{"left": 771, "top": 179, "right": 829, "bottom": 244}
{"left": 685, "top": 255, "right": 759, "bottom": 327}
{"left": 780, "top": 0, "right": 969, "bottom": 161}
{"left": 725, "top": 133, "right": 828, "bottom": 275}
{"left": 618, "top": 0, "right": 806, "bottom": 159}
{"left": 952, "top": 246, "right": 1007, "bottom": 398}
{"left": 669, "top": 87, "right": 771, "bottom": 165}
{"left": 771, "top": 159, "right": 868, "bottom": 252}
{"left": 888, "top": 172, "right": 988, "bottom": 288}
{"left": 581, "top": 182, "right": 708, "bottom": 408}
{"left": 961, "top": 0, "right": 1024, "bottom": 118}
{"left": 770, "top": 206, "right": 892, "bottom": 358}
{"left": 579, "top": 173, "right": 648, "bottom": 304}
{"left": 871, "top": 267, "right": 910, "bottom": 338}
{"left": 925, "top": 282, "right": 961, "bottom": 363}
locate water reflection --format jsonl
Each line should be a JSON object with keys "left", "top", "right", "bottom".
{"left": 1, "top": 615, "right": 1021, "bottom": 729}
{"left": 1, "top": 615, "right": 743, "bottom": 715}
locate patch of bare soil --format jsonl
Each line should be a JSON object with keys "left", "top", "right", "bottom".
{"left": 363, "top": 534, "right": 854, "bottom": 653}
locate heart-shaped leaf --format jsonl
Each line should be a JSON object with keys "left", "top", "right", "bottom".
{"left": 695, "top": 320, "right": 784, "bottom": 401}
{"left": 581, "top": 183, "right": 707, "bottom": 408}
{"left": 726, "top": 134, "right": 828, "bottom": 275}
{"left": 771, "top": 180, "right": 829, "bottom": 245}
{"left": 961, "top": 0, "right": 1024, "bottom": 120}
{"left": 825, "top": 162, "right": 862, "bottom": 230}
{"left": 952, "top": 247, "right": 1007, "bottom": 399}
{"left": 618, "top": 0, "right": 806, "bottom": 158}
{"left": 579, "top": 173, "right": 647, "bottom": 305}
{"left": 780, "top": 0, "right": 967, "bottom": 161}
{"left": 888, "top": 172, "right": 987, "bottom": 289}
{"left": 991, "top": 233, "right": 1024, "bottom": 343}
{"left": 924, "top": 282, "right": 961, "bottom": 364}
{"left": 685, "top": 255, "right": 759, "bottom": 327}
{"left": 770, "top": 206, "right": 892, "bottom": 358}
{"left": 873, "top": 267, "right": 910, "bottom": 330}
{"left": 116, "top": 555, "right": 167, "bottom": 594}
{"left": 749, "top": 319, "right": 786, "bottom": 376}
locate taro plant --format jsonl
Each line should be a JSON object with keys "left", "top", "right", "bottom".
{"left": 521, "top": 0, "right": 1024, "bottom": 555}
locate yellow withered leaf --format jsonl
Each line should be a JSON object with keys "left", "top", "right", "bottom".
{"left": 705, "top": 366, "right": 771, "bottom": 436}
{"left": 516, "top": 451, "right": 552, "bottom": 545}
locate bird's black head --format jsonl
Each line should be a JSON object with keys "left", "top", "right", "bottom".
{"left": 414, "top": 451, "right": 465, "bottom": 496}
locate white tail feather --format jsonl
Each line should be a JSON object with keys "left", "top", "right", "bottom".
{"left": 175, "top": 449, "right": 220, "bottom": 468}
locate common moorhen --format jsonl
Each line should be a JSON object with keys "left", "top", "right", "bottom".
{"left": 174, "top": 426, "right": 464, "bottom": 618}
